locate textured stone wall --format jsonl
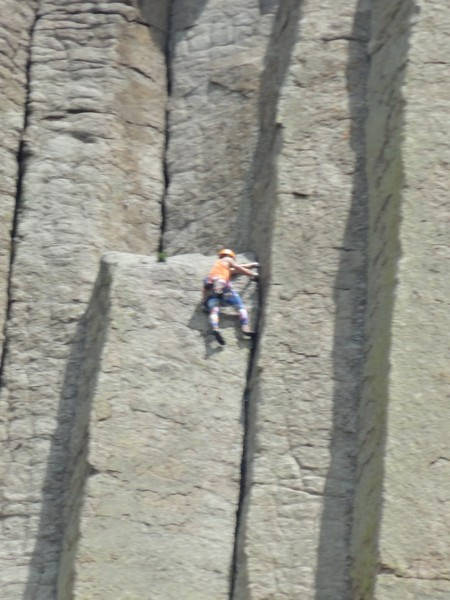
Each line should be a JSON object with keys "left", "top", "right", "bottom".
{"left": 0, "top": 0, "right": 37, "bottom": 347}
{"left": 353, "top": 1, "right": 450, "bottom": 599}
{"left": 57, "top": 253, "right": 257, "bottom": 599}
{"left": 234, "top": 1, "right": 370, "bottom": 598}
{"left": 164, "top": 0, "right": 278, "bottom": 254}
{"left": 0, "top": 2, "right": 167, "bottom": 598}
{"left": 0, "top": 0, "right": 448, "bottom": 599}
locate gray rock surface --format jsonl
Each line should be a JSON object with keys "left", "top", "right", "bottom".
{"left": 0, "top": 0, "right": 37, "bottom": 347}
{"left": 352, "top": 1, "right": 450, "bottom": 598}
{"left": 0, "top": 2, "right": 168, "bottom": 597}
{"left": 0, "top": 0, "right": 448, "bottom": 599}
{"left": 233, "top": 2, "right": 370, "bottom": 598}
{"left": 164, "top": 0, "right": 278, "bottom": 254}
{"left": 57, "top": 252, "right": 257, "bottom": 599}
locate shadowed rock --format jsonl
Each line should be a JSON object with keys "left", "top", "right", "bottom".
{"left": 57, "top": 252, "right": 257, "bottom": 599}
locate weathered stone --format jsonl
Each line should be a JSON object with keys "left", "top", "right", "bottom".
{"left": 0, "top": 0, "right": 448, "bottom": 599}
{"left": 232, "top": 2, "right": 370, "bottom": 598}
{"left": 0, "top": 2, "right": 168, "bottom": 597}
{"left": 352, "top": 1, "right": 450, "bottom": 599}
{"left": 376, "top": 575, "right": 450, "bottom": 600}
{"left": 164, "top": 0, "right": 278, "bottom": 255}
{"left": 0, "top": 0, "right": 37, "bottom": 348}
{"left": 57, "top": 252, "right": 256, "bottom": 599}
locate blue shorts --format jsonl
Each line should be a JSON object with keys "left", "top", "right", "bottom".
{"left": 206, "top": 287, "right": 244, "bottom": 310}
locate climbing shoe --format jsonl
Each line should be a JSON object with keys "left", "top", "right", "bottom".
{"left": 213, "top": 330, "right": 226, "bottom": 345}
{"left": 242, "top": 329, "right": 255, "bottom": 339}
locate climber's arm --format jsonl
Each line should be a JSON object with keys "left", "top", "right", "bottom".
{"left": 229, "top": 258, "right": 258, "bottom": 278}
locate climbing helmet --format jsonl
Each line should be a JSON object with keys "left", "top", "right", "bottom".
{"left": 218, "top": 248, "right": 236, "bottom": 259}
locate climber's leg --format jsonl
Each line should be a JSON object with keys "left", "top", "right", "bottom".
{"left": 224, "top": 289, "right": 253, "bottom": 336}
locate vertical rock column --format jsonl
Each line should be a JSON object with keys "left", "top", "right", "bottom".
{"left": 353, "top": 1, "right": 450, "bottom": 599}
{"left": 235, "top": 1, "right": 370, "bottom": 598}
{"left": 0, "top": 0, "right": 37, "bottom": 347}
{"left": 58, "top": 253, "right": 256, "bottom": 600}
{"left": 164, "top": 0, "right": 278, "bottom": 255}
{"left": 0, "top": 2, "right": 168, "bottom": 598}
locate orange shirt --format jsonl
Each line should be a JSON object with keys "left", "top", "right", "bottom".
{"left": 208, "top": 258, "right": 231, "bottom": 282}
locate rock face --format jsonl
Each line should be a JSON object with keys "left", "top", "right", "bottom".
{"left": 164, "top": 0, "right": 278, "bottom": 255}
{"left": 352, "top": 2, "right": 450, "bottom": 599}
{"left": 0, "top": 0, "right": 37, "bottom": 346}
{"left": 0, "top": 2, "right": 168, "bottom": 598}
{"left": 233, "top": 2, "right": 370, "bottom": 598}
{"left": 0, "top": 1, "right": 449, "bottom": 600}
{"left": 57, "top": 253, "right": 257, "bottom": 599}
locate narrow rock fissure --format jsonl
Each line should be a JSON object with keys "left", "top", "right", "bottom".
{"left": 0, "top": 8, "right": 40, "bottom": 387}
{"left": 158, "top": 0, "right": 174, "bottom": 259}
{"left": 229, "top": 277, "right": 263, "bottom": 600}
{"left": 229, "top": 3, "right": 303, "bottom": 596}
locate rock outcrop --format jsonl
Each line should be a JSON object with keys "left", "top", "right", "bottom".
{"left": 0, "top": 0, "right": 37, "bottom": 347}
{"left": 0, "top": 2, "right": 168, "bottom": 597}
{"left": 352, "top": 2, "right": 450, "bottom": 599}
{"left": 164, "top": 1, "right": 278, "bottom": 254}
{"left": 0, "top": 1, "right": 448, "bottom": 599}
{"left": 57, "top": 253, "right": 257, "bottom": 599}
{"left": 233, "top": 2, "right": 370, "bottom": 597}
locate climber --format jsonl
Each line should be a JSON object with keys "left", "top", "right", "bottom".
{"left": 203, "top": 248, "right": 259, "bottom": 345}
